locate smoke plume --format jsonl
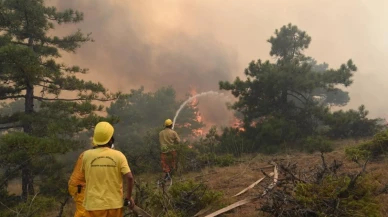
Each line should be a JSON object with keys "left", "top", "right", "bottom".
{"left": 49, "top": 0, "right": 388, "bottom": 128}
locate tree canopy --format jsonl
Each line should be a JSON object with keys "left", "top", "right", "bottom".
{"left": 219, "top": 23, "right": 360, "bottom": 146}
{"left": 0, "top": 0, "right": 117, "bottom": 214}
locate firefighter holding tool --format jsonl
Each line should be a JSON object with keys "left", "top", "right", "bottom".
{"left": 82, "top": 121, "right": 135, "bottom": 217}
{"left": 159, "top": 119, "right": 181, "bottom": 180}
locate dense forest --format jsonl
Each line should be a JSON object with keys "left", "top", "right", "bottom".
{"left": 1, "top": 1, "right": 388, "bottom": 217}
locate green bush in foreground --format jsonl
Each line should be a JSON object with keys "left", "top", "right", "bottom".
{"left": 132, "top": 179, "right": 222, "bottom": 217}
{"left": 261, "top": 156, "right": 383, "bottom": 217}
{"left": 295, "top": 175, "right": 380, "bottom": 217}
{"left": 0, "top": 195, "right": 55, "bottom": 217}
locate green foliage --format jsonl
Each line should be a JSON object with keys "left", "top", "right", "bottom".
{"left": 219, "top": 23, "right": 382, "bottom": 153}
{"left": 346, "top": 130, "right": 388, "bottom": 161}
{"left": 345, "top": 147, "right": 370, "bottom": 164}
{"left": 193, "top": 126, "right": 253, "bottom": 157}
{"left": 0, "top": 1, "right": 117, "bottom": 214}
{"left": 133, "top": 179, "right": 222, "bottom": 217}
{"left": 309, "top": 59, "right": 351, "bottom": 107}
{"left": 261, "top": 157, "right": 383, "bottom": 217}
{"left": 302, "top": 136, "right": 333, "bottom": 154}
{"left": 295, "top": 175, "right": 380, "bottom": 217}
{"left": 108, "top": 86, "right": 203, "bottom": 138}
{"left": 107, "top": 86, "right": 203, "bottom": 173}
{"left": 196, "top": 153, "right": 235, "bottom": 167}
{"left": 268, "top": 23, "right": 311, "bottom": 60}
{"left": 215, "top": 127, "right": 252, "bottom": 156}
{"left": 0, "top": 195, "right": 55, "bottom": 217}
{"left": 324, "top": 105, "right": 383, "bottom": 139}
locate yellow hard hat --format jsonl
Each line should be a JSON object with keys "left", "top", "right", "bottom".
{"left": 93, "top": 122, "right": 114, "bottom": 145}
{"left": 165, "top": 119, "right": 173, "bottom": 127}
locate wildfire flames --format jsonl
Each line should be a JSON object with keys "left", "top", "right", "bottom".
{"left": 190, "top": 86, "right": 204, "bottom": 136}
{"left": 231, "top": 117, "right": 245, "bottom": 132}
{"left": 188, "top": 86, "right": 245, "bottom": 136}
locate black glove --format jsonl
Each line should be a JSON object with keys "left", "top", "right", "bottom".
{"left": 123, "top": 198, "right": 131, "bottom": 206}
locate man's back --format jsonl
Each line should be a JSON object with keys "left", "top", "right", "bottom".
{"left": 159, "top": 128, "right": 180, "bottom": 152}
{"left": 82, "top": 147, "right": 130, "bottom": 210}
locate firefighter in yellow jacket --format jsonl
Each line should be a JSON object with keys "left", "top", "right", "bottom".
{"left": 82, "top": 121, "right": 135, "bottom": 217}
{"left": 68, "top": 151, "right": 87, "bottom": 217}
{"left": 159, "top": 119, "right": 181, "bottom": 180}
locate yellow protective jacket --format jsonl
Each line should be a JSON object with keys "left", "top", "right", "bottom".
{"left": 68, "top": 151, "right": 86, "bottom": 217}
{"left": 159, "top": 128, "right": 180, "bottom": 153}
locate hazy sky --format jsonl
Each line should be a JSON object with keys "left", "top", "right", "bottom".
{"left": 49, "top": 0, "right": 388, "bottom": 125}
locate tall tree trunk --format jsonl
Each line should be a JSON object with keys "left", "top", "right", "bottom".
{"left": 281, "top": 89, "right": 288, "bottom": 114}
{"left": 20, "top": 35, "right": 36, "bottom": 200}
{"left": 22, "top": 83, "right": 35, "bottom": 200}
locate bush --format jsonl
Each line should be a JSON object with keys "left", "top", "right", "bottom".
{"left": 132, "top": 179, "right": 222, "bottom": 217}
{"left": 345, "top": 130, "right": 388, "bottom": 161}
{"left": 216, "top": 127, "right": 250, "bottom": 157}
{"left": 261, "top": 156, "right": 383, "bottom": 217}
{"left": 295, "top": 175, "right": 381, "bottom": 217}
{"left": 324, "top": 105, "right": 383, "bottom": 139}
{"left": 302, "top": 136, "right": 333, "bottom": 154}
{"left": 0, "top": 195, "right": 55, "bottom": 217}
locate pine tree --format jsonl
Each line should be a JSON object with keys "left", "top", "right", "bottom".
{"left": 0, "top": 0, "right": 118, "bottom": 201}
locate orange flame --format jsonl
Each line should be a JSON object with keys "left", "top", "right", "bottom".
{"left": 231, "top": 117, "right": 245, "bottom": 132}
{"left": 189, "top": 86, "right": 204, "bottom": 136}
{"left": 187, "top": 86, "right": 248, "bottom": 136}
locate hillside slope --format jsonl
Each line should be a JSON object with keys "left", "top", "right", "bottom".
{"left": 59, "top": 140, "right": 388, "bottom": 217}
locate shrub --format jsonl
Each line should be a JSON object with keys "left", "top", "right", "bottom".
{"left": 260, "top": 156, "right": 383, "bottom": 217}
{"left": 295, "top": 175, "right": 380, "bottom": 217}
{"left": 132, "top": 179, "right": 222, "bottom": 217}
{"left": 0, "top": 195, "right": 55, "bottom": 217}
{"left": 324, "top": 105, "right": 383, "bottom": 139}
{"left": 216, "top": 127, "right": 250, "bottom": 157}
{"left": 302, "top": 136, "right": 333, "bottom": 154}
{"left": 345, "top": 130, "right": 388, "bottom": 161}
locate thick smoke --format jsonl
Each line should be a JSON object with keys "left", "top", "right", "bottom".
{"left": 51, "top": 0, "right": 238, "bottom": 127}
{"left": 50, "top": 0, "right": 388, "bottom": 126}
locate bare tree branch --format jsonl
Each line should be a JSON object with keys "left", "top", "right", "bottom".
{"left": 289, "top": 89, "right": 309, "bottom": 102}
{"left": 287, "top": 92, "right": 306, "bottom": 105}
{"left": 33, "top": 96, "right": 117, "bottom": 102}
{"left": 0, "top": 95, "right": 25, "bottom": 100}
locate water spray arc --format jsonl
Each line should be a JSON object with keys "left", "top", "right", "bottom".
{"left": 172, "top": 91, "right": 224, "bottom": 129}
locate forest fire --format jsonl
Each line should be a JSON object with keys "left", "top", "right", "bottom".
{"left": 188, "top": 86, "right": 246, "bottom": 136}
{"left": 231, "top": 117, "right": 245, "bottom": 132}
{"left": 190, "top": 86, "right": 204, "bottom": 136}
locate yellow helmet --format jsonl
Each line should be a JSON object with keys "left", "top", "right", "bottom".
{"left": 93, "top": 122, "right": 114, "bottom": 145}
{"left": 164, "top": 119, "right": 173, "bottom": 127}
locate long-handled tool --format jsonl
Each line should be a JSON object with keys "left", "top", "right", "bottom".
{"left": 124, "top": 200, "right": 153, "bottom": 217}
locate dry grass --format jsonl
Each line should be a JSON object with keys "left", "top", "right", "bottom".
{"left": 7, "top": 179, "right": 22, "bottom": 195}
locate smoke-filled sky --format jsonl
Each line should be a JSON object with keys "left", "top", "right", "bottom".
{"left": 49, "top": 0, "right": 388, "bottom": 126}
